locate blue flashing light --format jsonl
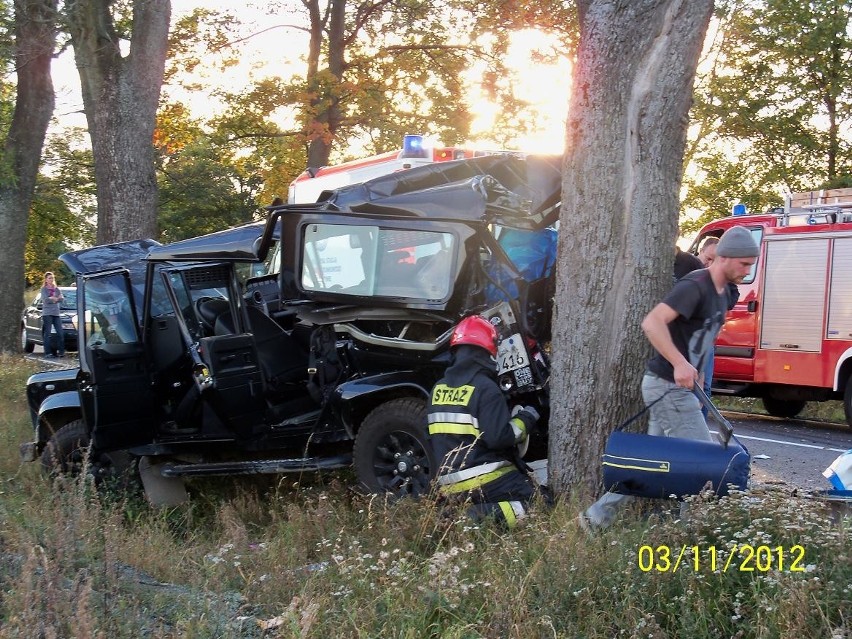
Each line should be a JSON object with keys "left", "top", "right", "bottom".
{"left": 400, "top": 134, "right": 429, "bottom": 159}
{"left": 732, "top": 203, "right": 747, "bottom": 216}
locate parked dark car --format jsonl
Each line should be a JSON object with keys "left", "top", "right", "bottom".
{"left": 21, "top": 154, "right": 561, "bottom": 504}
{"left": 21, "top": 287, "right": 79, "bottom": 353}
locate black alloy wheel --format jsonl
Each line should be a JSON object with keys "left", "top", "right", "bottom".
{"left": 353, "top": 398, "right": 436, "bottom": 498}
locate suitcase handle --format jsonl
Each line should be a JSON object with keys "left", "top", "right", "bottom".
{"left": 694, "top": 384, "right": 734, "bottom": 447}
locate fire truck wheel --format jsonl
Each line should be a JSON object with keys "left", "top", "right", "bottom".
{"left": 844, "top": 380, "right": 852, "bottom": 428}
{"left": 761, "top": 397, "right": 806, "bottom": 419}
{"left": 353, "top": 398, "right": 435, "bottom": 499}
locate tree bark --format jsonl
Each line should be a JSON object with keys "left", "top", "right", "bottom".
{"left": 305, "top": 0, "right": 348, "bottom": 169}
{"left": 548, "top": 0, "right": 713, "bottom": 495}
{"left": 66, "top": 0, "right": 170, "bottom": 244}
{"left": 0, "top": 0, "right": 57, "bottom": 353}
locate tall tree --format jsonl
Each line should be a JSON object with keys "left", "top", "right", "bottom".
{"left": 64, "top": 0, "right": 170, "bottom": 243}
{"left": 548, "top": 0, "right": 714, "bottom": 494}
{"left": 293, "top": 0, "right": 473, "bottom": 169}
{"left": 683, "top": 0, "right": 852, "bottom": 231}
{"left": 0, "top": 0, "right": 57, "bottom": 353}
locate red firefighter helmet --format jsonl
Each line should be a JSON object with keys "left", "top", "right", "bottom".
{"left": 450, "top": 315, "right": 498, "bottom": 357}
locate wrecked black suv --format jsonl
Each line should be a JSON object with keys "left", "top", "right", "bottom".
{"left": 21, "top": 154, "right": 561, "bottom": 504}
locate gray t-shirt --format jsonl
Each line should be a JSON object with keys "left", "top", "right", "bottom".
{"left": 646, "top": 269, "right": 731, "bottom": 383}
{"left": 40, "top": 286, "right": 64, "bottom": 317}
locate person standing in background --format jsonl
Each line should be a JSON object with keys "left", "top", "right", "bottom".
{"left": 698, "top": 236, "right": 719, "bottom": 268}
{"left": 673, "top": 245, "right": 703, "bottom": 281}
{"left": 696, "top": 236, "right": 739, "bottom": 414}
{"left": 697, "top": 236, "right": 719, "bottom": 413}
{"left": 40, "top": 272, "right": 65, "bottom": 358}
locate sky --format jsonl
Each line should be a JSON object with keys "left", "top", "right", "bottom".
{"left": 48, "top": 1, "right": 572, "bottom": 155}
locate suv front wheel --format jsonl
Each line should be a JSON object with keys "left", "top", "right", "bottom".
{"left": 353, "top": 398, "right": 436, "bottom": 498}
{"left": 40, "top": 420, "right": 135, "bottom": 486}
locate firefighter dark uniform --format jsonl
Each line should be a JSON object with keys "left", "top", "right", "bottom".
{"left": 427, "top": 315, "right": 544, "bottom": 528}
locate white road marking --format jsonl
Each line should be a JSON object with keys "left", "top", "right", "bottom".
{"left": 712, "top": 430, "right": 848, "bottom": 454}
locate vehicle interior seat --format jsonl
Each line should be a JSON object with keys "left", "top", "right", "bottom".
{"left": 196, "top": 298, "right": 309, "bottom": 393}
{"left": 195, "top": 297, "right": 230, "bottom": 335}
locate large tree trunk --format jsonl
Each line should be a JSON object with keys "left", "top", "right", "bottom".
{"left": 548, "top": 0, "right": 713, "bottom": 495}
{"left": 305, "top": 0, "right": 347, "bottom": 169}
{"left": 0, "top": 0, "right": 57, "bottom": 354}
{"left": 66, "top": 0, "right": 170, "bottom": 244}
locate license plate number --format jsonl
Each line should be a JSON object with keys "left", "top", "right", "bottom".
{"left": 497, "top": 333, "right": 528, "bottom": 375}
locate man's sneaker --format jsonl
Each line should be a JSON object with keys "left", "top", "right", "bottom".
{"left": 43, "top": 354, "right": 56, "bottom": 359}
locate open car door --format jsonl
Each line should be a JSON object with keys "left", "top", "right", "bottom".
{"left": 77, "top": 269, "right": 156, "bottom": 450}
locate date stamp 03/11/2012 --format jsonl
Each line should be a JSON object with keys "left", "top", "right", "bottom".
{"left": 637, "top": 544, "right": 808, "bottom": 573}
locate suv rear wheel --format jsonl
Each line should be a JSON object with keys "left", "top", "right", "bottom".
{"left": 353, "top": 398, "right": 435, "bottom": 498}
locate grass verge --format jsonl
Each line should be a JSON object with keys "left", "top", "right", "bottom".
{"left": 0, "top": 354, "right": 849, "bottom": 637}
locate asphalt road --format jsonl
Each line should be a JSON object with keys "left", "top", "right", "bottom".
{"left": 710, "top": 411, "right": 852, "bottom": 493}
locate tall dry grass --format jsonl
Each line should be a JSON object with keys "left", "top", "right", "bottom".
{"left": 0, "top": 354, "right": 849, "bottom": 638}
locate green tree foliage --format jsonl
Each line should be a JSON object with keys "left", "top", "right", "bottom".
{"left": 683, "top": 0, "right": 852, "bottom": 232}
{"left": 458, "top": 0, "right": 578, "bottom": 147}
{"left": 203, "top": 78, "right": 307, "bottom": 206}
{"left": 157, "top": 137, "right": 263, "bottom": 243}
{"left": 24, "top": 131, "right": 97, "bottom": 285}
{"left": 287, "top": 0, "right": 481, "bottom": 169}
{"left": 215, "top": 0, "right": 579, "bottom": 187}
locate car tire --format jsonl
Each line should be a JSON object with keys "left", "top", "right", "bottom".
{"left": 762, "top": 397, "right": 806, "bottom": 419}
{"left": 21, "top": 325, "right": 35, "bottom": 353}
{"left": 844, "top": 379, "right": 852, "bottom": 428}
{"left": 353, "top": 398, "right": 436, "bottom": 498}
{"left": 40, "top": 420, "right": 136, "bottom": 487}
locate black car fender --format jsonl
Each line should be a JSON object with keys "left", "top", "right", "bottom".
{"left": 35, "top": 391, "right": 84, "bottom": 446}
{"left": 331, "top": 370, "right": 437, "bottom": 439}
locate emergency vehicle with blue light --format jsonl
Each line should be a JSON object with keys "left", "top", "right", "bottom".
{"left": 287, "top": 134, "right": 521, "bottom": 204}
{"left": 692, "top": 188, "right": 852, "bottom": 426}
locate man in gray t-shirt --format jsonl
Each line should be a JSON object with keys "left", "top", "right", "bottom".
{"left": 581, "top": 226, "right": 759, "bottom": 531}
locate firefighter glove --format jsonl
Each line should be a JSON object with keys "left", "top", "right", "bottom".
{"left": 518, "top": 405, "right": 540, "bottom": 424}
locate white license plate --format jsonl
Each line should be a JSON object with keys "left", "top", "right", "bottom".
{"left": 496, "top": 333, "right": 529, "bottom": 375}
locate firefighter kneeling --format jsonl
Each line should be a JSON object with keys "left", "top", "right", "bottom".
{"left": 427, "top": 315, "right": 550, "bottom": 528}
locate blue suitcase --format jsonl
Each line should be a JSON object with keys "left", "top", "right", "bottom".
{"left": 601, "top": 386, "right": 750, "bottom": 498}
{"left": 602, "top": 431, "right": 750, "bottom": 498}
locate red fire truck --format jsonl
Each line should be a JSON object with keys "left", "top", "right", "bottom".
{"left": 288, "top": 135, "right": 519, "bottom": 204}
{"left": 692, "top": 188, "right": 852, "bottom": 426}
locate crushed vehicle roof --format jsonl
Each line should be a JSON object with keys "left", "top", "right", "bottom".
{"left": 146, "top": 221, "right": 280, "bottom": 263}
{"left": 315, "top": 154, "right": 562, "bottom": 226}
{"left": 60, "top": 238, "right": 162, "bottom": 276}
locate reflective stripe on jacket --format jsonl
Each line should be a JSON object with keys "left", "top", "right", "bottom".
{"left": 427, "top": 353, "right": 532, "bottom": 493}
